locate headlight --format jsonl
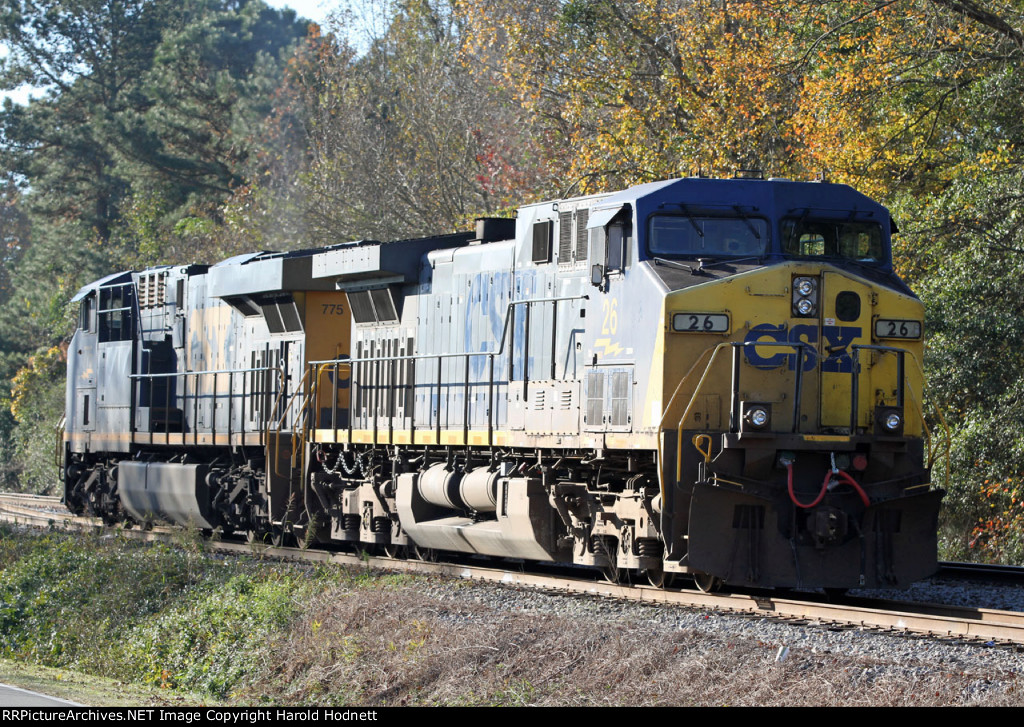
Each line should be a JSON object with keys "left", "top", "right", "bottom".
{"left": 742, "top": 403, "right": 771, "bottom": 431}
{"left": 792, "top": 276, "right": 818, "bottom": 317}
{"left": 875, "top": 407, "right": 903, "bottom": 435}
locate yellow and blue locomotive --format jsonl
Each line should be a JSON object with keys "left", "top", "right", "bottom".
{"left": 63, "top": 176, "right": 942, "bottom": 590}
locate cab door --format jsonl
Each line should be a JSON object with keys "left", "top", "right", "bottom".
{"left": 819, "top": 272, "right": 873, "bottom": 431}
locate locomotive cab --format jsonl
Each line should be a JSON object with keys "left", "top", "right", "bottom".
{"left": 639, "top": 179, "right": 940, "bottom": 588}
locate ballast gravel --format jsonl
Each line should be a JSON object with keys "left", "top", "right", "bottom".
{"left": 406, "top": 572, "right": 1024, "bottom": 705}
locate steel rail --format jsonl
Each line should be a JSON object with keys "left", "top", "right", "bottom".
{"left": 3, "top": 493, "right": 1024, "bottom": 645}
{"left": 936, "top": 561, "right": 1024, "bottom": 582}
{"left": 0, "top": 493, "right": 61, "bottom": 505}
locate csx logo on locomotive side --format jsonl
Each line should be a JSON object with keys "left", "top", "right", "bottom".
{"left": 744, "top": 323, "right": 861, "bottom": 372}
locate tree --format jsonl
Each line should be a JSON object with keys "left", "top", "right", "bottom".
{"left": 0, "top": 0, "right": 312, "bottom": 491}
{"left": 0, "top": 0, "right": 177, "bottom": 240}
{"left": 291, "top": 0, "right": 549, "bottom": 243}
{"left": 459, "top": 0, "right": 809, "bottom": 191}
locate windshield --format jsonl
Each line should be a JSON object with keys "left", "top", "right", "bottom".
{"left": 649, "top": 215, "right": 768, "bottom": 258}
{"left": 781, "top": 218, "right": 885, "bottom": 263}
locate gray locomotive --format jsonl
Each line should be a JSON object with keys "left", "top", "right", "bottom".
{"left": 63, "top": 176, "right": 942, "bottom": 589}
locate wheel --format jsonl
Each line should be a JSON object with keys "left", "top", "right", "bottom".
{"left": 384, "top": 543, "right": 407, "bottom": 559}
{"left": 693, "top": 572, "right": 722, "bottom": 593}
{"left": 645, "top": 567, "right": 674, "bottom": 589}
{"left": 293, "top": 524, "right": 312, "bottom": 549}
{"left": 412, "top": 544, "right": 436, "bottom": 562}
{"left": 269, "top": 527, "right": 287, "bottom": 548}
{"left": 246, "top": 528, "right": 267, "bottom": 545}
{"left": 600, "top": 562, "right": 621, "bottom": 584}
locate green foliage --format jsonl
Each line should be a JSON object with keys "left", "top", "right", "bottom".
{"left": 0, "top": 0, "right": 313, "bottom": 490}
{"left": 902, "top": 168, "right": 1024, "bottom": 560}
{"left": 0, "top": 530, "right": 313, "bottom": 698}
{"left": 2, "top": 346, "right": 65, "bottom": 493}
{"left": 118, "top": 573, "right": 301, "bottom": 697}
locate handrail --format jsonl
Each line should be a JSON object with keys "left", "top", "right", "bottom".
{"left": 659, "top": 339, "right": 946, "bottom": 496}
{"left": 889, "top": 348, "right": 952, "bottom": 490}
{"left": 128, "top": 366, "right": 282, "bottom": 378}
{"left": 54, "top": 413, "right": 66, "bottom": 473}
{"left": 306, "top": 295, "right": 590, "bottom": 447}
{"left": 272, "top": 365, "right": 314, "bottom": 479}
{"left": 129, "top": 365, "right": 286, "bottom": 447}
{"left": 665, "top": 341, "right": 815, "bottom": 487}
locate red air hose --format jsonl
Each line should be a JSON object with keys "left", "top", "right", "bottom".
{"left": 785, "top": 462, "right": 871, "bottom": 509}
{"left": 786, "top": 462, "right": 827, "bottom": 509}
{"left": 833, "top": 469, "right": 871, "bottom": 508}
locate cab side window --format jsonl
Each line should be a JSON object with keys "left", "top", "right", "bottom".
{"left": 79, "top": 294, "right": 95, "bottom": 332}
{"left": 607, "top": 221, "right": 631, "bottom": 272}
{"left": 98, "top": 284, "right": 135, "bottom": 343}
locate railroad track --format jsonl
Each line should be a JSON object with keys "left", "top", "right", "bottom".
{"left": 3, "top": 491, "right": 1024, "bottom": 646}
{"left": 936, "top": 561, "right": 1024, "bottom": 582}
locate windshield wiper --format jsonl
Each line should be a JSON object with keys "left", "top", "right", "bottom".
{"left": 652, "top": 256, "right": 763, "bottom": 275}
{"left": 652, "top": 257, "right": 706, "bottom": 275}
{"left": 731, "top": 205, "right": 761, "bottom": 240}
{"left": 680, "top": 204, "right": 704, "bottom": 238}
{"left": 695, "top": 256, "right": 763, "bottom": 270}
{"left": 786, "top": 208, "right": 811, "bottom": 251}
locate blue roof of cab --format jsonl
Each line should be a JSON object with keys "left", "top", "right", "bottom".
{"left": 595, "top": 176, "right": 885, "bottom": 217}
{"left": 587, "top": 176, "right": 892, "bottom": 268}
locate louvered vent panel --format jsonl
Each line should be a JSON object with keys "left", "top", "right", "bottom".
{"left": 585, "top": 371, "right": 604, "bottom": 426}
{"left": 349, "top": 291, "right": 376, "bottom": 324}
{"left": 370, "top": 288, "right": 397, "bottom": 322}
{"left": 610, "top": 371, "right": 630, "bottom": 427}
{"left": 558, "top": 211, "right": 573, "bottom": 263}
{"left": 575, "top": 209, "right": 589, "bottom": 262}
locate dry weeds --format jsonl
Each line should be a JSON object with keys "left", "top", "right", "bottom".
{"left": 241, "top": 576, "right": 1024, "bottom": 707}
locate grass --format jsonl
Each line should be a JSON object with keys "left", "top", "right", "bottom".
{"left": 0, "top": 525, "right": 1021, "bottom": 706}
{"left": 0, "top": 659, "right": 225, "bottom": 707}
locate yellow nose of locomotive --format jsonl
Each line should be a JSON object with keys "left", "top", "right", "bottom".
{"left": 663, "top": 262, "right": 924, "bottom": 437}
{"left": 660, "top": 262, "right": 936, "bottom": 589}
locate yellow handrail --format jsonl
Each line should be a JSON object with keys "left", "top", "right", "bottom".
{"left": 271, "top": 365, "right": 314, "bottom": 480}
{"left": 899, "top": 350, "right": 952, "bottom": 490}
{"left": 653, "top": 342, "right": 732, "bottom": 501}
{"left": 271, "top": 361, "right": 354, "bottom": 482}
{"left": 654, "top": 342, "right": 952, "bottom": 501}
{"left": 310, "top": 360, "right": 352, "bottom": 438}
